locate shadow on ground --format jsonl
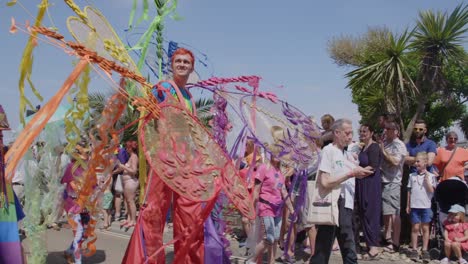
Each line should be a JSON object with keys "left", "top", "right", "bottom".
{"left": 47, "top": 250, "right": 106, "bottom": 264}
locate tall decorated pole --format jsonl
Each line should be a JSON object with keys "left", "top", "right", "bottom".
{"left": 127, "top": 0, "right": 178, "bottom": 203}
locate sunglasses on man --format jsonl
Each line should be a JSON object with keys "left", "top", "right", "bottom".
{"left": 413, "top": 128, "right": 425, "bottom": 132}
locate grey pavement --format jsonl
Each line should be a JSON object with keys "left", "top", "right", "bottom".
{"left": 21, "top": 221, "right": 444, "bottom": 264}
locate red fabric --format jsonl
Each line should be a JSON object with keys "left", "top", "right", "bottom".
{"left": 173, "top": 193, "right": 204, "bottom": 263}
{"left": 123, "top": 171, "right": 205, "bottom": 264}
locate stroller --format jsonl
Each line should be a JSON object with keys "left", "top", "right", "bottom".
{"left": 429, "top": 177, "right": 468, "bottom": 260}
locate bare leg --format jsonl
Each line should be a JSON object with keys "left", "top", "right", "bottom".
{"left": 242, "top": 217, "right": 251, "bottom": 237}
{"left": 411, "top": 223, "right": 420, "bottom": 250}
{"left": 392, "top": 214, "right": 401, "bottom": 247}
{"left": 269, "top": 241, "right": 278, "bottom": 264}
{"left": 383, "top": 215, "right": 392, "bottom": 241}
{"left": 252, "top": 240, "right": 267, "bottom": 264}
{"left": 444, "top": 240, "right": 452, "bottom": 259}
{"left": 114, "top": 193, "right": 122, "bottom": 220}
{"left": 279, "top": 207, "right": 290, "bottom": 248}
{"left": 125, "top": 190, "right": 137, "bottom": 225}
{"left": 307, "top": 226, "right": 317, "bottom": 255}
{"left": 452, "top": 242, "right": 462, "bottom": 259}
{"left": 286, "top": 224, "right": 296, "bottom": 257}
{"left": 421, "top": 223, "right": 430, "bottom": 251}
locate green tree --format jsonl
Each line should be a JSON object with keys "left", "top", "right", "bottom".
{"left": 405, "top": 4, "right": 468, "bottom": 140}
{"left": 345, "top": 29, "right": 417, "bottom": 132}
{"left": 328, "top": 4, "right": 468, "bottom": 142}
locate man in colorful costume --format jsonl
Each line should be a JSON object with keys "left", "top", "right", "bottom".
{"left": 123, "top": 48, "right": 204, "bottom": 264}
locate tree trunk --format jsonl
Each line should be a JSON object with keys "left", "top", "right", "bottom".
{"left": 403, "top": 97, "right": 426, "bottom": 143}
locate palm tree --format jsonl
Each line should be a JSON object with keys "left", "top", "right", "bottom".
{"left": 195, "top": 97, "right": 214, "bottom": 128}
{"left": 404, "top": 4, "right": 468, "bottom": 139}
{"left": 346, "top": 29, "right": 416, "bottom": 135}
{"left": 88, "top": 92, "right": 140, "bottom": 142}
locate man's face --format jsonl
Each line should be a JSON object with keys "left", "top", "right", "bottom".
{"left": 336, "top": 123, "right": 353, "bottom": 146}
{"left": 385, "top": 125, "right": 397, "bottom": 140}
{"left": 412, "top": 123, "right": 427, "bottom": 139}
{"left": 172, "top": 54, "right": 194, "bottom": 79}
{"left": 321, "top": 119, "right": 331, "bottom": 130}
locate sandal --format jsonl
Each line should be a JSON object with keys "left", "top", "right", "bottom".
{"left": 362, "top": 252, "right": 380, "bottom": 261}
{"left": 123, "top": 222, "right": 135, "bottom": 229}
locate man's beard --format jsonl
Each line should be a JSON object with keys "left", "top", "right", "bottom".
{"left": 412, "top": 133, "right": 424, "bottom": 139}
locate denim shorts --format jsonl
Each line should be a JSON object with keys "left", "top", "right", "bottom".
{"left": 261, "top": 216, "right": 282, "bottom": 244}
{"left": 410, "top": 208, "right": 433, "bottom": 223}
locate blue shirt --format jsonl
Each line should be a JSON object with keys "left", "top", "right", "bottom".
{"left": 406, "top": 138, "right": 437, "bottom": 173}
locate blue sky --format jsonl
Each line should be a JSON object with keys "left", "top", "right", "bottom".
{"left": 0, "top": 0, "right": 464, "bottom": 141}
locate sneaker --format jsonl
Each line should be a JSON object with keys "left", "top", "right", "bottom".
{"left": 407, "top": 249, "right": 419, "bottom": 260}
{"left": 460, "top": 258, "right": 468, "bottom": 264}
{"left": 421, "top": 250, "right": 430, "bottom": 261}
{"left": 440, "top": 257, "right": 450, "bottom": 264}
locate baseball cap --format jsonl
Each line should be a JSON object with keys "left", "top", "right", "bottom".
{"left": 448, "top": 204, "right": 466, "bottom": 214}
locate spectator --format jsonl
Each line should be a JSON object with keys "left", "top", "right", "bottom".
{"left": 441, "top": 204, "right": 468, "bottom": 264}
{"left": 117, "top": 140, "right": 139, "bottom": 229}
{"left": 247, "top": 145, "right": 294, "bottom": 264}
{"left": 239, "top": 139, "right": 261, "bottom": 251}
{"left": 100, "top": 176, "right": 113, "bottom": 230}
{"left": 309, "top": 119, "right": 372, "bottom": 264}
{"left": 405, "top": 119, "right": 437, "bottom": 173}
{"left": 319, "top": 114, "right": 335, "bottom": 148}
{"left": 380, "top": 121, "right": 407, "bottom": 252}
{"left": 356, "top": 124, "right": 383, "bottom": 259}
{"left": 406, "top": 152, "right": 437, "bottom": 261}
{"left": 433, "top": 131, "right": 468, "bottom": 182}
{"left": 113, "top": 145, "right": 129, "bottom": 222}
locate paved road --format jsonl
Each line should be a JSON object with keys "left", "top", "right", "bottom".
{"left": 21, "top": 222, "right": 442, "bottom": 263}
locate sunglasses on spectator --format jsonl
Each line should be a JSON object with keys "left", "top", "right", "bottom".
{"left": 413, "top": 128, "right": 424, "bottom": 132}
{"left": 448, "top": 137, "right": 458, "bottom": 141}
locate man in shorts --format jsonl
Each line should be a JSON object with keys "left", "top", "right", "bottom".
{"left": 380, "top": 121, "right": 407, "bottom": 252}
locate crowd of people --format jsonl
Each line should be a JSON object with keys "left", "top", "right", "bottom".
{"left": 3, "top": 47, "right": 468, "bottom": 264}
{"left": 241, "top": 115, "right": 468, "bottom": 264}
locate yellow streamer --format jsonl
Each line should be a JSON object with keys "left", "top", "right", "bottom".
{"left": 17, "top": 0, "right": 49, "bottom": 125}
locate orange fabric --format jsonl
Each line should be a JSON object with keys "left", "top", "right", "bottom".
{"left": 5, "top": 60, "right": 88, "bottom": 182}
{"left": 434, "top": 147, "right": 468, "bottom": 181}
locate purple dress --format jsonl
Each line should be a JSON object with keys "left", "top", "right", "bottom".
{"left": 356, "top": 142, "right": 382, "bottom": 247}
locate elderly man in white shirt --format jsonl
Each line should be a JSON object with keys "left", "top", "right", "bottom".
{"left": 309, "top": 119, "right": 373, "bottom": 264}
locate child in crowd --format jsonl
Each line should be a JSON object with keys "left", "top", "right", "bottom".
{"left": 406, "top": 152, "right": 437, "bottom": 261}
{"left": 441, "top": 204, "right": 468, "bottom": 264}
{"left": 239, "top": 139, "right": 261, "bottom": 251}
{"left": 62, "top": 142, "right": 91, "bottom": 264}
{"left": 247, "top": 145, "right": 294, "bottom": 264}
{"left": 101, "top": 176, "right": 113, "bottom": 230}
